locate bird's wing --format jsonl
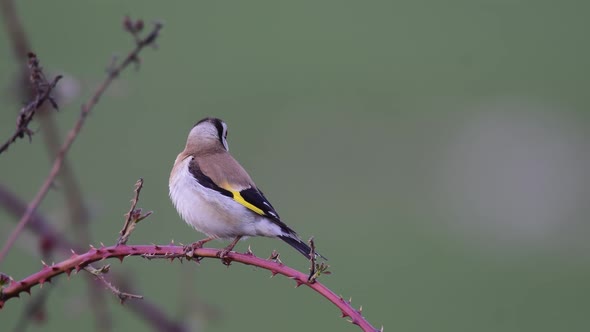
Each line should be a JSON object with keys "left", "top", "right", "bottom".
{"left": 188, "top": 154, "right": 288, "bottom": 228}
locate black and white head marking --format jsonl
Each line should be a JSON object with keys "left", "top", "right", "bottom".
{"left": 216, "top": 119, "right": 229, "bottom": 151}
{"left": 191, "top": 117, "right": 229, "bottom": 151}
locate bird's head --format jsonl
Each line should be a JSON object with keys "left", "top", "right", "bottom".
{"left": 186, "top": 117, "right": 229, "bottom": 152}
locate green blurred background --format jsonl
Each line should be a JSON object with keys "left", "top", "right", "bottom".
{"left": 1, "top": 1, "right": 590, "bottom": 331}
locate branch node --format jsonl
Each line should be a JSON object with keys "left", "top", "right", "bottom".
{"left": 268, "top": 250, "right": 282, "bottom": 264}
{"left": 117, "top": 179, "right": 151, "bottom": 245}
{"left": 307, "top": 238, "right": 331, "bottom": 283}
{"left": 0, "top": 52, "right": 62, "bottom": 154}
{"left": 0, "top": 273, "right": 13, "bottom": 294}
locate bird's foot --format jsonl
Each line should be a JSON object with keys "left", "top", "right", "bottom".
{"left": 217, "top": 248, "right": 233, "bottom": 266}
{"left": 217, "top": 236, "right": 242, "bottom": 265}
{"left": 183, "top": 237, "right": 213, "bottom": 256}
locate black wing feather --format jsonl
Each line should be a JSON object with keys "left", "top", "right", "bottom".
{"left": 188, "top": 157, "right": 298, "bottom": 236}
{"left": 239, "top": 187, "right": 296, "bottom": 233}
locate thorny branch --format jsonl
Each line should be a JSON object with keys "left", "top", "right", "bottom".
{"left": 0, "top": 52, "right": 62, "bottom": 155}
{"left": 0, "top": 184, "right": 187, "bottom": 332}
{"left": 0, "top": 245, "right": 381, "bottom": 332}
{"left": 0, "top": 19, "right": 163, "bottom": 265}
{"left": 0, "top": 180, "right": 376, "bottom": 331}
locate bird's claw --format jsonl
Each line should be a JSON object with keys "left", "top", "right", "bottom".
{"left": 217, "top": 248, "right": 233, "bottom": 266}
{"left": 183, "top": 239, "right": 210, "bottom": 257}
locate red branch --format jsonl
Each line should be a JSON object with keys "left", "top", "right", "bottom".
{"left": 0, "top": 245, "right": 380, "bottom": 332}
{"left": 0, "top": 184, "right": 187, "bottom": 332}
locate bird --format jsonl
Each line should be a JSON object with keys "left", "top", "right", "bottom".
{"left": 169, "top": 117, "right": 324, "bottom": 260}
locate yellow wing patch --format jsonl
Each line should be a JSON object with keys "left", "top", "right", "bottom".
{"left": 231, "top": 190, "right": 265, "bottom": 216}
{"left": 219, "top": 181, "right": 265, "bottom": 216}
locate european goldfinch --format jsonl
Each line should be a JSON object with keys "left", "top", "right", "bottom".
{"left": 169, "top": 117, "right": 324, "bottom": 259}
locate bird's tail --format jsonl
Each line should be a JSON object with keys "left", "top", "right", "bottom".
{"left": 278, "top": 235, "right": 327, "bottom": 260}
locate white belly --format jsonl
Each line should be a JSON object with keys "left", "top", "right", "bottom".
{"left": 169, "top": 157, "right": 283, "bottom": 239}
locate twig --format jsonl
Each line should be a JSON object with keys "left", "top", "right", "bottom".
{"left": 307, "top": 237, "right": 331, "bottom": 283}
{"left": 118, "top": 178, "right": 152, "bottom": 245}
{"left": 85, "top": 265, "right": 143, "bottom": 303}
{"left": 0, "top": 184, "right": 187, "bottom": 332}
{"left": 0, "top": 52, "right": 62, "bottom": 155}
{"left": 0, "top": 10, "right": 157, "bottom": 326}
{"left": 1, "top": 1, "right": 106, "bottom": 324}
{"left": 0, "top": 245, "right": 381, "bottom": 332}
{"left": 0, "top": 20, "right": 163, "bottom": 265}
{"left": 38, "top": 114, "right": 111, "bottom": 330}
{"left": 308, "top": 237, "right": 317, "bottom": 281}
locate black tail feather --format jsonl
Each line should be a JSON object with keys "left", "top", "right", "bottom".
{"left": 278, "top": 235, "right": 327, "bottom": 260}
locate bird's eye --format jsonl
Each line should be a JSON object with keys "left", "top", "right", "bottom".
{"left": 224, "top": 130, "right": 228, "bottom": 139}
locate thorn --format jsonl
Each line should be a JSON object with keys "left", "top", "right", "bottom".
{"left": 70, "top": 249, "right": 77, "bottom": 255}
{"left": 154, "top": 244, "right": 161, "bottom": 250}
{"left": 270, "top": 271, "right": 278, "bottom": 278}
{"left": 89, "top": 244, "right": 96, "bottom": 250}
{"left": 65, "top": 268, "right": 73, "bottom": 277}
{"left": 41, "top": 260, "right": 48, "bottom": 267}
{"left": 349, "top": 297, "right": 352, "bottom": 304}
{"left": 358, "top": 305, "right": 363, "bottom": 314}
{"left": 117, "top": 255, "right": 124, "bottom": 263}
{"left": 294, "top": 280, "right": 304, "bottom": 288}
{"left": 341, "top": 310, "right": 350, "bottom": 318}
{"left": 246, "top": 245, "right": 253, "bottom": 255}
{"left": 380, "top": 326, "right": 384, "bottom": 332}
{"left": 75, "top": 265, "right": 83, "bottom": 272}
{"left": 51, "top": 266, "right": 59, "bottom": 272}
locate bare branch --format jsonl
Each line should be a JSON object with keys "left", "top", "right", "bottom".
{"left": 0, "top": 52, "right": 62, "bottom": 155}
{"left": 118, "top": 178, "right": 152, "bottom": 245}
{"left": 0, "top": 245, "right": 380, "bottom": 332}
{"left": 85, "top": 265, "right": 143, "bottom": 303}
{"left": 0, "top": 184, "right": 187, "bottom": 332}
{"left": 0, "top": 21, "right": 163, "bottom": 264}
{"left": 307, "top": 237, "right": 331, "bottom": 283}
